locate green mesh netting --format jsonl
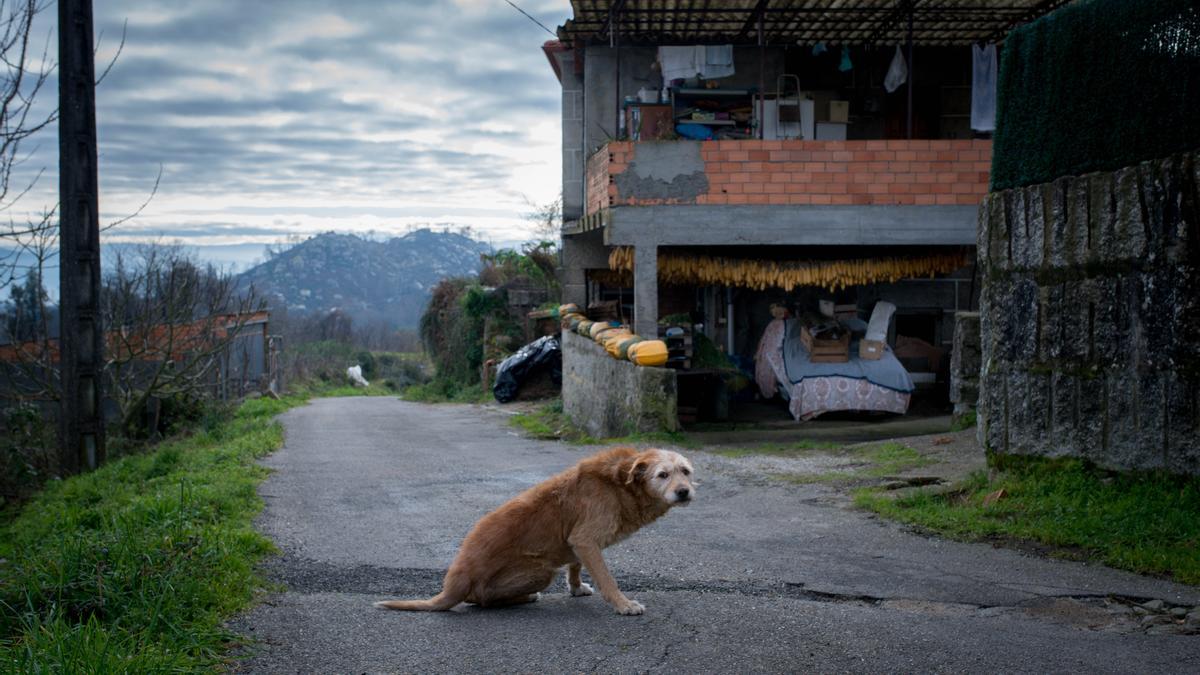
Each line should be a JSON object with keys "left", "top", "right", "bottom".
{"left": 992, "top": 0, "right": 1200, "bottom": 191}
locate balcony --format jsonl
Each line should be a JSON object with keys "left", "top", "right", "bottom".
{"left": 585, "top": 139, "right": 992, "bottom": 217}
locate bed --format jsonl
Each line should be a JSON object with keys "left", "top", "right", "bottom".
{"left": 755, "top": 318, "right": 913, "bottom": 421}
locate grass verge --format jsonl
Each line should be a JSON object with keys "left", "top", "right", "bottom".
{"left": 767, "top": 442, "right": 937, "bottom": 485}
{"left": 855, "top": 458, "right": 1200, "bottom": 585}
{"left": 0, "top": 392, "right": 309, "bottom": 671}
{"left": 506, "top": 399, "right": 696, "bottom": 448}
{"left": 401, "top": 378, "right": 492, "bottom": 404}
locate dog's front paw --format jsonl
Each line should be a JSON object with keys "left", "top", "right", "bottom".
{"left": 615, "top": 599, "right": 645, "bottom": 615}
{"left": 570, "top": 582, "right": 593, "bottom": 597}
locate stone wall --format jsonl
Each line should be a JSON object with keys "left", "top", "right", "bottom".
{"left": 977, "top": 150, "right": 1199, "bottom": 475}
{"left": 562, "top": 330, "right": 678, "bottom": 438}
{"left": 950, "top": 311, "right": 981, "bottom": 422}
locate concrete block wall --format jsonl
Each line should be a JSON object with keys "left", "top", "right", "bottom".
{"left": 977, "top": 150, "right": 1200, "bottom": 475}
{"left": 586, "top": 139, "right": 992, "bottom": 214}
{"left": 562, "top": 330, "right": 678, "bottom": 438}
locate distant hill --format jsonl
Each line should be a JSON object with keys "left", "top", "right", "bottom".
{"left": 238, "top": 230, "right": 492, "bottom": 328}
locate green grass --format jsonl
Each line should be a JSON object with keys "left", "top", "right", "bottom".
{"left": 506, "top": 399, "right": 696, "bottom": 448}
{"left": 401, "top": 379, "right": 492, "bottom": 404}
{"left": 0, "top": 393, "right": 310, "bottom": 671}
{"left": 950, "top": 409, "right": 978, "bottom": 431}
{"left": 764, "top": 442, "right": 936, "bottom": 485}
{"left": 709, "top": 439, "right": 843, "bottom": 458}
{"left": 855, "top": 458, "right": 1200, "bottom": 585}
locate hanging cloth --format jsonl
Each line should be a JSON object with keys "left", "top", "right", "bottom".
{"left": 884, "top": 45, "right": 908, "bottom": 93}
{"left": 839, "top": 46, "right": 853, "bottom": 72}
{"left": 971, "top": 43, "right": 998, "bottom": 131}
{"left": 811, "top": 42, "right": 828, "bottom": 55}
{"left": 702, "top": 45, "right": 735, "bottom": 79}
{"left": 658, "top": 46, "right": 702, "bottom": 82}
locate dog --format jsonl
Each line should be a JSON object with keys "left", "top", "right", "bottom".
{"left": 374, "top": 446, "right": 694, "bottom": 615}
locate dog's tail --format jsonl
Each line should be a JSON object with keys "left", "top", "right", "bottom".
{"left": 374, "top": 572, "right": 468, "bottom": 612}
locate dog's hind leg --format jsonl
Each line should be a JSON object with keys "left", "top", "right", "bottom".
{"left": 477, "top": 593, "right": 541, "bottom": 608}
{"left": 567, "top": 563, "right": 593, "bottom": 597}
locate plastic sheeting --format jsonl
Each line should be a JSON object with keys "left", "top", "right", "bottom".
{"left": 492, "top": 335, "right": 562, "bottom": 403}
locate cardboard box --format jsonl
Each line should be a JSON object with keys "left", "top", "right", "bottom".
{"left": 828, "top": 100, "right": 849, "bottom": 123}
{"left": 801, "top": 326, "right": 850, "bottom": 363}
{"left": 859, "top": 339, "right": 885, "bottom": 360}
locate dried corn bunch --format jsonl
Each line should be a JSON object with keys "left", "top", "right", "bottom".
{"left": 608, "top": 247, "right": 970, "bottom": 291}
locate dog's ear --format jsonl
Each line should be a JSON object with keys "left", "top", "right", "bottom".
{"left": 618, "top": 454, "right": 650, "bottom": 485}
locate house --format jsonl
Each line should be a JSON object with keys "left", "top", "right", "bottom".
{"left": 543, "top": 1, "right": 1071, "bottom": 429}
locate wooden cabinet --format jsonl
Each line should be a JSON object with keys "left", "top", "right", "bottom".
{"left": 625, "top": 104, "right": 673, "bottom": 140}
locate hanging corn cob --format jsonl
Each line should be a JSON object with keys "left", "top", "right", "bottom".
{"left": 607, "top": 247, "right": 970, "bottom": 291}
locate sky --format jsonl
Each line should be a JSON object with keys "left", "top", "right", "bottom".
{"left": 9, "top": 0, "right": 571, "bottom": 272}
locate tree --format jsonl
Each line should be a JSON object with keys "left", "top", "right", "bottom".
{"left": 524, "top": 196, "right": 562, "bottom": 244}
{"left": 101, "top": 244, "right": 265, "bottom": 437}
{"left": 5, "top": 267, "right": 47, "bottom": 342}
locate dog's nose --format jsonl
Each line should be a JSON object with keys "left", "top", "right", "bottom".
{"left": 675, "top": 487, "right": 690, "bottom": 501}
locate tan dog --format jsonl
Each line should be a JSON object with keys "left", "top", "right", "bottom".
{"left": 374, "top": 446, "right": 694, "bottom": 615}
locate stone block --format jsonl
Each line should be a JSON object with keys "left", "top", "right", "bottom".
{"left": 1057, "top": 279, "right": 1091, "bottom": 365}
{"left": 1009, "top": 187, "right": 1038, "bottom": 270}
{"left": 1138, "top": 154, "right": 1191, "bottom": 265}
{"left": 979, "top": 370, "right": 1008, "bottom": 454}
{"left": 950, "top": 311, "right": 982, "bottom": 406}
{"left": 1038, "top": 283, "right": 1064, "bottom": 363}
{"left": 1049, "top": 371, "right": 1077, "bottom": 458}
{"left": 1099, "top": 368, "right": 1140, "bottom": 470}
{"left": 1166, "top": 373, "right": 1200, "bottom": 475}
{"left": 1043, "top": 178, "right": 1073, "bottom": 270}
{"left": 1003, "top": 278, "right": 1040, "bottom": 364}
{"left": 1089, "top": 276, "right": 1137, "bottom": 370}
{"left": 1111, "top": 165, "right": 1148, "bottom": 264}
{"left": 1075, "top": 374, "right": 1106, "bottom": 463}
{"left": 989, "top": 189, "right": 1015, "bottom": 272}
{"left": 1063, "top": 176, "right": 1091, "bottom": 267}
{"left": 1007, "top": 370, "right": 1050, "bottom": 456}
{"left": 1086, "top": 171, "right": 1114, "bottom": 264}
{"left": 977, "top": 193, "right": 995, "bottom": 271}
{"left": 1004, "top": 188, "right": 1027, "bottom": 269}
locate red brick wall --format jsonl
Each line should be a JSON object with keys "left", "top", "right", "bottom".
{"left": 586, "top": 139, "right": 992, "bottom": 214}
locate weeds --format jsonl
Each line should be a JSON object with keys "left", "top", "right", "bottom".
{"left": 0, "top": 393, "right": 305, "bottom": 670}
{"left": 855, "top": 458, "right": 1200, "bottom": 585}
{"left": 505, "top": 398, "right": 695, "bottom": 448}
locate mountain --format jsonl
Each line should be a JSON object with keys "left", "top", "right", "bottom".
{"left": 238, "top": 229, "right": 491, "bottom": 328}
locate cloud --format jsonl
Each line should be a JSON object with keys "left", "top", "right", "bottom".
{"left": 8, "top": 0, "right": 571, "bottom": 264}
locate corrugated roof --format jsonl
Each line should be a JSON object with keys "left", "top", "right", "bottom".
{"left": 558, "top": 0, "right": 1074, "bottom": 46}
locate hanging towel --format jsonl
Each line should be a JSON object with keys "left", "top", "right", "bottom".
{"left": 971, "top": 43, "right": 998, "bottom": 131}
{"left": 839, "top": 46, "right": 853, "bottom": 72}
{"left": 812, "top": 42, "right": 827, "bottom": 56}
{"left": 702, "top": 44, "right": 735, "bottom": 79}
{"left": 658, "top": 46, "right": 702, "bottom": 82}
{"left": 884, "top": 45, "right": 908, "bottom": 93}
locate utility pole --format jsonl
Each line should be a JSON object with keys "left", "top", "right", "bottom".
{"left": 58, "top": 0, "right": 105, "bottom": 473}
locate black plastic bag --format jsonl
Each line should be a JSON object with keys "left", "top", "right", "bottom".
{"left": 492, "top": 335, "right": 562, "bottom": 403}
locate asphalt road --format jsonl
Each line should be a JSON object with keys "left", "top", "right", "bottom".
{"left": 229, "top": 397, "right": 1200, "bottom": 673}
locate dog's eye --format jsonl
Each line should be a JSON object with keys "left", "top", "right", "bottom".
{"left": 681, "top": 468, "right": 691, "bottom": 476}
{"left": 657, "top": 471, "right": 669, "bottom": 479}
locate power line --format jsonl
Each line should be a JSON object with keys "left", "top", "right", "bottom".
{"left": 503, "top": 0, "right": 556, "bottom": 37}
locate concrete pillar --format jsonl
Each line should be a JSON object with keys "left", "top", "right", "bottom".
{"left": 634, "top": 244, "right": 658, "bottom": 336}
{"left": 556, "top": 50, "right": 584, "bottom": 222}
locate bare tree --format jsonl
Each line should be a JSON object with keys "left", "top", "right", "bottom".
{"left": 523, "top": 196, "right": 561, "bottom": 244}
{"left": 101, "top": 244, "right": 264, "bottom": 436}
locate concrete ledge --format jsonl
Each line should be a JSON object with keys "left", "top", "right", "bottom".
{"left": 562, "top": 330, "right": 678, "bottom": 438}
{"left": 604, "top": 204, "right": 979, "bottom": 246}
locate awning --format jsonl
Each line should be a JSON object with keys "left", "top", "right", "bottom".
{"left": 557, "top": 0, "right": 1074, "bottom": 47}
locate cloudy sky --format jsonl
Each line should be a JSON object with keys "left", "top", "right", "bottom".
{"left": 15, "top": 0, "right": 570, "bottom": 269}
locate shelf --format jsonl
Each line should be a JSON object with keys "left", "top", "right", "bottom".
{"left": 675, "top": 88, "right": 754, "bottom": 96}
{"left": 675, "top": 119, "right": 737, "bottom": 126}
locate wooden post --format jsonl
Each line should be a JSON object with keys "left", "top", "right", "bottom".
{"left": 57, "top": 0, "right": 105, "bottom": 472}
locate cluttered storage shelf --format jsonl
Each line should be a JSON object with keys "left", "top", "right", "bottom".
{"left": 671, "top": 87, "right": 757, "bottom": 140}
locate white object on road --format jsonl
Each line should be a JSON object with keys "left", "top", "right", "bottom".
{"left": 347, "top": 365, "right": 369, "bottom": 387}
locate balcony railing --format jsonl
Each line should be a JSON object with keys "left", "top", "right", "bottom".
{"left": 586, "top": 139, "right": 992, "bottom": 216}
